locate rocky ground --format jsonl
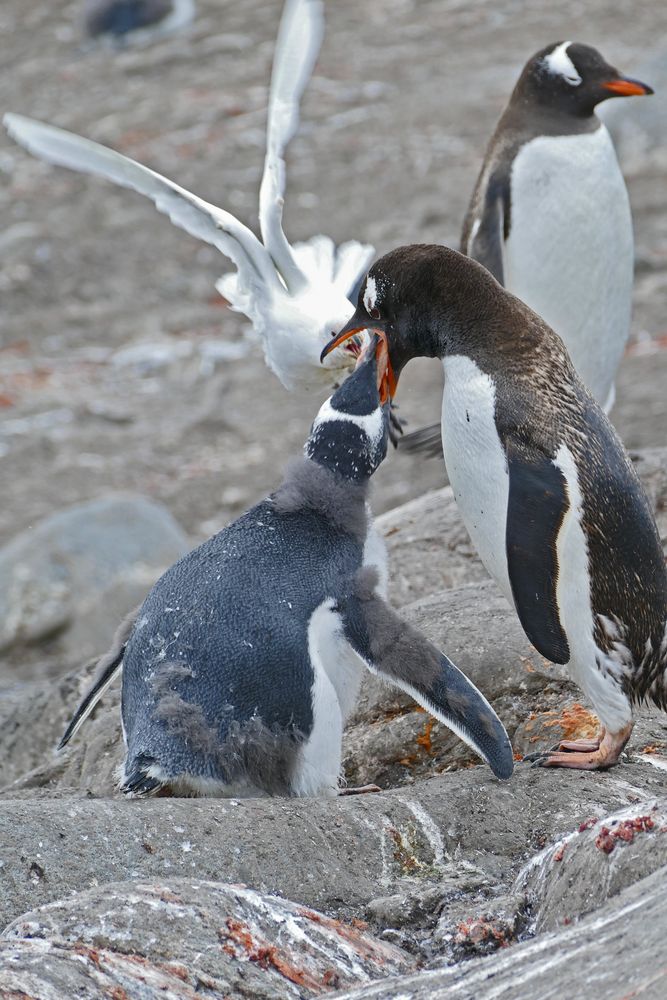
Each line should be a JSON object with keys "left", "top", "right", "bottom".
{"left": 1, "top": 0, "right": 666, "bottom": 997}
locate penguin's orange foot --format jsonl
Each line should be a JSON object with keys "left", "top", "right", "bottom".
{"left": 528, "top": 725, "right": 632, "bottom": 771}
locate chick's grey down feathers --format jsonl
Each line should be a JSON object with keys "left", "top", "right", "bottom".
{"left": 60, "top": 345, "right": 514, "bottom": 792}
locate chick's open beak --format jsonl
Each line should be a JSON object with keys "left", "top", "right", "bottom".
{"left": 321, "top": 322, "right": 397, "bottom": 404}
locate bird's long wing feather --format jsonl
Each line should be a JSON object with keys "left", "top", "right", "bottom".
{"left": 258, "top": 0, "right": 324, "bottom": 292}
{"left": 3, "top": 112, "right": 280, "bottom": 294}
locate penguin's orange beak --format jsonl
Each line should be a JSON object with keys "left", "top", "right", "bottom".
{"left": 602, "top": 77, "right": 653, "bottom": 97}
{"left": 322, "top": 325, "right": 397, "bottom": 404}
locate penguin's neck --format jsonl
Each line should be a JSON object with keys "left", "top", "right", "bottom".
{"left": 500, "top": 94, "right": 600, "bottom": 140}
{"left": 272, "top": 456, "right": 370, "bottom": 542}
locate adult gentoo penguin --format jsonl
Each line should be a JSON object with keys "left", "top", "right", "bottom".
{"left": 323, "top": 245, "right": 667, "bottom": 770}
{"left": 402, "top": 42, "right": 652, "bottom": 457}
{"left": 59, "top": 341, "right": 513, "bottom": 795}
{"left": 4, "top": 0, "right": 373, "bottom": 392}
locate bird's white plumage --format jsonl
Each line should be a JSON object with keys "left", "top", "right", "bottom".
{"left": 543, "top": 41, "right": 582, "bottom": 86}
{"left": 290, "top": 514, "right": 389, "bottom": 795}
{"left": 438, "top": 366, "right": 635, "bottom": 731}
{"left": 290, "top": 599, "right": 347, "bottom": 797}
{"left": 504, "top": 126, "right": 633, "bottom": 410}
{"left": 552, "top": 443, "right": 633, "bottom": 732}
{"left": 441, "top": 355, "right": 511, "bottom": 597}
{"left": 3, "top": 0, "right": 374, "bottom": 393}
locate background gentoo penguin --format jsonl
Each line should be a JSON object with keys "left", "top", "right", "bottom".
{"left": 402, "top": 42, "right": 653, "bottom": 457}
{"left": 323, "top": 245, "right": 667, "bottom": 771}
{"left": 84, "top": 0, "right": 196, "bottom": 47}
{"left": 4, "top": 0, "right": 374, "bottom": 392}
{"left": 59, "top": 341, "right": 513, "bottom": 796}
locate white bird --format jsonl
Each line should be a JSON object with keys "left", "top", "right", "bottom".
{"left": 5, "top": 0, "right": 374, "bottom": 392}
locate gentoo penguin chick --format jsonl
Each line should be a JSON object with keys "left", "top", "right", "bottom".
{"left": 84, "top": 0, "right": 196, "bottom": 47}
{"left": 59, "top": 341, "right": 513, "bottom": 796}
{"left": 402, "top": 42, "right": 652, "bottom": 458}
{"left": 323, "top": 245, "right": 667, "bottom": 771}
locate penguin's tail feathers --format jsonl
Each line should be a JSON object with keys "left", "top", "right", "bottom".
{"left": 398, "top": 422, "right": 443, "bottom": 459}
{"left": 58, "top": 646, "right": 124, "bottom": 750}
{"left": 119, "top": 753, "right": 166, "bottom": 797}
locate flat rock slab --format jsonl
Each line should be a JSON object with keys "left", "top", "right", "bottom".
{"left": 0, "top": 494, "right": 189, "bottom": 679}
{"left": 330, "top": 865, "right": 667, "bottom": 1000}
{"left": 2, "top": 880, "right": 414, "bottom": 999}
{"left": 377, "top": 486, "right": 488, "bottom": 609}
{"left": 0, "top": 764, "right": 664, "bottom": 932}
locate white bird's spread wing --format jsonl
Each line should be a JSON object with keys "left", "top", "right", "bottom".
{"left": 3, "top": 0, "right": 376, "bottom": 392}
{"left": 258, "top": 0, "right": 324, "bottom": 292}
{"left": 3, "top": 113, "right": 280, "bottom": 299}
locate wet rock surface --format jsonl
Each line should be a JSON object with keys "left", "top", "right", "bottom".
{"left": 331, "top": 865, "right": 667, "bottom": 999}
{"left": 1, "top": 0, "right": 667, "bottom": 996}
{"left": 2, "top": 881, "right": 416, "bottom": 998}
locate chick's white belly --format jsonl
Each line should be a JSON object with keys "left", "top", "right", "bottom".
{"left": 441, "top": 356, "right": 511, "bottom": 598}
{"left": 504, "top": 127, "right": 633, "bottom": 408}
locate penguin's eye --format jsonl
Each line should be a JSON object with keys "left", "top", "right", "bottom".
{"left": 369, "top": 306, "right": 381, "bottom": 320}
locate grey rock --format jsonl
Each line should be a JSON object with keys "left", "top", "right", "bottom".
{"left": 0, "top": 494, "right": 189, "bottom": 678}
{"left": 376, "top": 486, "right": 489, "bottom": 609}
{"left": 0, "top": 764, "right": 663, "bottom": 932}
{"left": 0, "top": 660, "right": 121, "bottom": 790}
{"left": 329, "top": 866, "right": 667, "bottom": 999}
{"left": 2, "top": 879, "right": 415, "bottom": 998}
{"left": 0, "top": 494, "right": 189, "bottom": 660}
{"left": 519, "top": 800, "right": 667, "bottom": 933}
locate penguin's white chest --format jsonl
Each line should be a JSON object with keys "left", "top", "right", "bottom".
{"left": 504, "top": 126, "right": 633, "bottom": 409}
{"left": 441, "top": 356, "right": 511, "bottom": 597}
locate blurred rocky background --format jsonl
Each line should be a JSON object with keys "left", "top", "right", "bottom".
{"left": 0, "top": 0, "right": 666, "bottom": 996}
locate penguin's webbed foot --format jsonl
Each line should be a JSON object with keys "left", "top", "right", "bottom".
{"left": 525, "top": 725, "right": 632, "bottom": 771}
{"left": 524, "top": 734, "right": 602, "bottom": 762}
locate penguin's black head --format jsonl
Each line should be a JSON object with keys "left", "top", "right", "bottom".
{"left": 321, "top": 245, "right": 500, "bottom": 387}
{"left": 306, "top": 338, "right": 389, "bottom": 481}
{"left": 516, "top": 42, "right": 653, "bottom": 116}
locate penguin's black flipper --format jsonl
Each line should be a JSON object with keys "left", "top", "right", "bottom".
{"left": 505, "top": 439, "right": 570, "bottom": 665}
{"left": 462, "top": 170, "right": 508, "bottom": 285}
{"left": 340, "top": 571, "right": 514, "bottom": 779}
{"left": 398, "top": 422, "right": 443, "bottom": 458}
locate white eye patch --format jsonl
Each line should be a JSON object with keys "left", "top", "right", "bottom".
{"left": 544, "top": 41, "right": 582, "bottom": 87}
{"left": 363, "top": 275, "right": 378, "bottom": 314}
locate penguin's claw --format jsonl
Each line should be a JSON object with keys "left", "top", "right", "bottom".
{"left": 524, "top": 738, "right": 601, "bottom": 762}
{"left": 528, "top": 750, "right": 612, "bottom": 770}
{"left": 524, "top": 732, "right": 604, "bottom": 762}
{"left": 525, "top": 725, "right": 632, "bottom": 770}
